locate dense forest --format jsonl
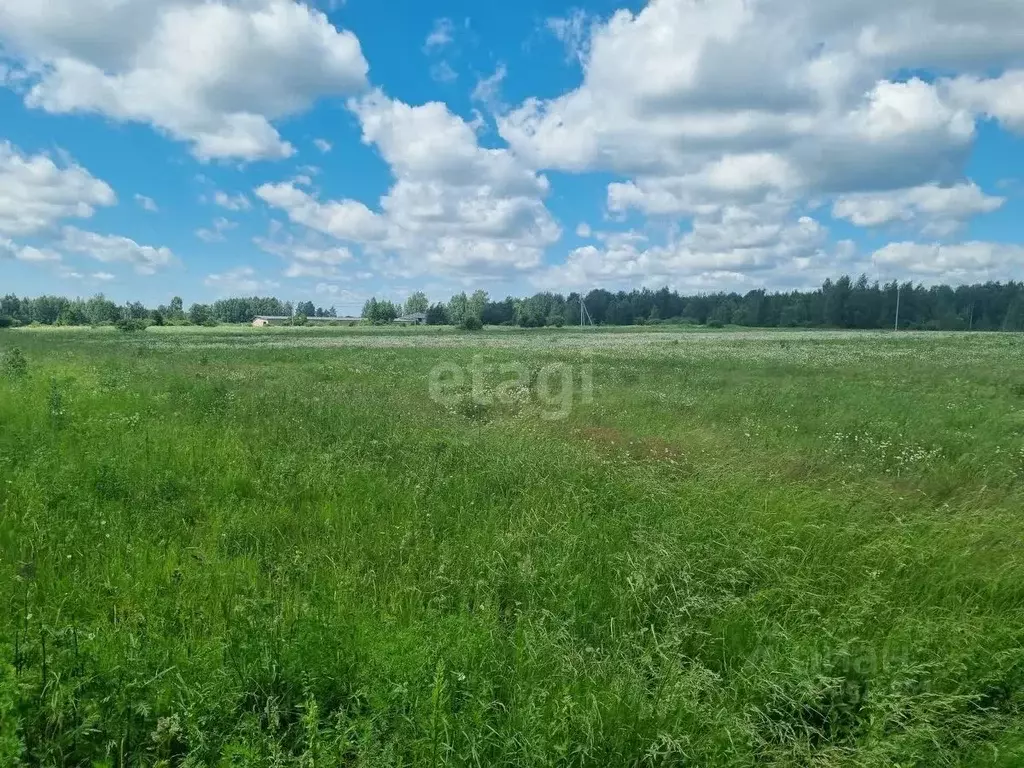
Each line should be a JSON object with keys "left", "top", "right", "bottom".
{"left": 3, "top": 276, "right": 1024, "bottom": 331}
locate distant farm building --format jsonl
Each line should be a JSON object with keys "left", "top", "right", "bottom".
{"left": 394, "top": 312, "right": 427, "bottom": 325}
{"left": 252, "top": 315, "right": 361, "bottom": 327}
{"left": 252, "top": 316, "right": 288, "bottom": 327}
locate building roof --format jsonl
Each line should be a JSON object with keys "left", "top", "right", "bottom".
{"left": 253, "top": 315, "right": 361, "bottom": 321}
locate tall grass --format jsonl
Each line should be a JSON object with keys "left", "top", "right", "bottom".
{"left": 1, "top": 327, "right": 1022, "bottom": 766}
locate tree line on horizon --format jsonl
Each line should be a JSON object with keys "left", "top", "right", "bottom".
{"left": 3, "top": 276, "right": 1024, "bottom": 331}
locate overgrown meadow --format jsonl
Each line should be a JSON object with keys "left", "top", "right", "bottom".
{"left": 1, "top": 325, "right": 1023, "bottom": 766}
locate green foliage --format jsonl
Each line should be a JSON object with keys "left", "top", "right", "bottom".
{"left": 0, "top": 660, "right": 24, "bottom": 765}
{"left": 446, "top": 291, "right": 468, "bottom": 325}
{"left": 2, "top": 328, "right": 1023, "bottom": 765}
{"left": 211, "top": 297, "right": 292, "bottom": 323}
{"left": 292, "top": 314, "right": 308, "bottom": 326}
{"left": 459, "top": 314, "right": 483, "bottom": 330}
{"left": 2, "top": 346, "right": 27, "bottom": 378}
{"left": 425, "top": 303, "right": 449, "bottom": 325}
{"left": 405, "top": 291, "right": 430, "bottom": 315}
{"left": 3, "top": 278, "right": 1024, "bottom": 330}
{"left": 115, "top": 318, "right": 148, "bottom": 333}
{"left": 169, "top": 295, "right": 184, "bottom": 318}
{"left": 47, "top": 377, "right": 66, "bottom": 427}
{"left": 187, "top": 303, "right": 213, "bottom": 325}
{"left": 361, "top": 297, "right": 399, "bottom": 324}
{"left": 708, "top": 302, "right": 733, "bottom": 327}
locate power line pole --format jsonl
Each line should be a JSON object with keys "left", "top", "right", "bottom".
{"left": 579, "top": 294, "right": 594, "bottom": 327}
{"left": 894, "top": 284, "right": 901, "bottom": 332}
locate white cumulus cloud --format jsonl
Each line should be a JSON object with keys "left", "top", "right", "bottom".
{"left": 0, "top": 141, "right": 115, "bottom": 236}
{"left": 873, "top": 242, "right": 1024, "bottom": 283}
{"left": 257, "top": 89, "right": 561, "bottom": 278}
{"left": 205, "top": 266, "right": 279, "bottom": 294}
{"left": 492, "top": 0, "right": 1024, "bottom": 288}
{"left": 0, "top": 238, "right": 62, "bottom": 263}
{"left": 60, "top": 226, "right": 176, "bottom": 274}
{"left": 255, "top": 235, "right": 355, "bottom": 279}
{"left": 1, "top": 0, "right": 369, "bottom": 161}
{"left": 833, "top": 183, "right": 1004, "bottom": 235}
{"left": 945, "top": 70, "right": 1024, "bottom": 134}
{"left": 214, "top": 191, "right": 252, "bottom": 211}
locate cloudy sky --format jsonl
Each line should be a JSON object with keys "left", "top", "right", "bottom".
{"left": 2, "top": 0, "right": 1023, "bottom": 309}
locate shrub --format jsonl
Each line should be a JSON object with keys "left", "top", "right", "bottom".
{"left": 115, "top": 318, "right": 148, "bottom": 333}
{"left": 2, "top": 347, "right": 27, "bottom": 378}
{"left": 0, "top": 316, "right": 15, "bottom": 329}
{"left": 460, "top": 315, "right": 483, "bottom": 331}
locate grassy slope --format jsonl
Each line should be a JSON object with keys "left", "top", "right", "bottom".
{"left": 1, "top": 327, "right": 1023, "bottom": 766}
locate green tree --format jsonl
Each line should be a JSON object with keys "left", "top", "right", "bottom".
{"left": 168, "top": 296, "right": 185, "bottom": 321}
{"left": 425, "top": 303, "right": 449, "bottom": 325}
{"left": 1003, "top": 296, "right": 1024, "bottom": 332}
{"left": 361, "top": 297, "right": 398, "bottom": 324}
{"left": 468, "top": 290, "right": 488, "bottom": 321}
{"left": 708, "top": 302, "right": 733, "bottom": 328}
{"left": 447, "top": 292, "right": 469, "bottom": 325}
{"left": 362, "top": 297, "right": 379, "bottom": 321}
{"left": 86, "top": 294, "right": 120, "bottom": 325}
{"left": 188, "top": 303, "right": 213, "bottom": 325}
{"left": 404, "top": 291, "right": 429, "bottom": 315}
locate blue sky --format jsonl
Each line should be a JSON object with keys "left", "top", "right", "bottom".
{"left": 2, "top": 0, "right": 1023, "bottom": 311}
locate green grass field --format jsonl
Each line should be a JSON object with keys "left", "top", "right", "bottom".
{"left": 2, "top": 326, "right": 1023, "bottom": 766}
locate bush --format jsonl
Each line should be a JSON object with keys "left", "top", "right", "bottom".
{"left": 115, "top": 318, "right": 148, "bottom": 333}
{"left": 0, "top": 316, "right": 15, "bottom": 329}
{"left": 2, "top": 347, "right": 27, "bottom": 378}
{"left": 460, "top": 315, "right": 483, "bottom": 331}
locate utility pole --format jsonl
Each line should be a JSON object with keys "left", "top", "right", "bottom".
{"left": 894, "top": 284, "right": 901, "bottom": 332}
{"left": 579, "top": 293, "right": 593, "bottom": 327}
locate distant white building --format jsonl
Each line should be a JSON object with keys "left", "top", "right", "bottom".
{"left": 251, "top": 315, "right": 360, "bottom": 327}
{"left": 252, "top": 315, "right": 289, "bottom": 327}
{"left": 394, "top": 312, "right": 427, "bottom": 325}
